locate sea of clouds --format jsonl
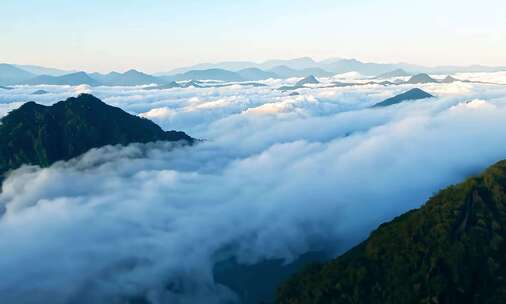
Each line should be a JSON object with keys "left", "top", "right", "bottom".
{"left": 1, "top": 72, "right": 506, "bottom": 303}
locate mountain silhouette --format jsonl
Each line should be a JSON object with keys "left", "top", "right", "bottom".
{"left": 296, "top": 75, "right": 320, "bottom": 86}
{"left": 90, "top": 69, "right": 165, "bottom": 86}
{"left": 237, "top": 68, "right": 279, "bottom": 81}
{"left": 406, "top": 73, "right": 438, "bottom": 84}
{"left": 440, "top": 75, "right": 460, "bottom": 83}
{"left": 0, "top": 63, "right": 34, "bottom": 85}
{"left": 372, "top": 88, "right": 434, "bottom": 107}
{"left": 163, "top": 69, "right": 245, "bottom": 82}
{"left": 23, "top": 72, "right": 101, "bottom": 86}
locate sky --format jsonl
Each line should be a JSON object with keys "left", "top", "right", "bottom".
{"left": 1, "top": 0, "right": 505, "bottom": 73}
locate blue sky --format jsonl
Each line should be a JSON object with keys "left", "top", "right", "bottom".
{"left": 1, "top": 0, "right": 505, "bottom": 72}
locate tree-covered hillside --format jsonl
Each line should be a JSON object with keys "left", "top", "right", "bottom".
{"left": 0, "top": 94, "right": 193, "bottom": 177}
{"left": 278, "top": 160, "right": 506, "bottom": 304}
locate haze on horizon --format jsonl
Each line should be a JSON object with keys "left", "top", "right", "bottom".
{"left": 1, "top": 0, "right": 505, "bottom": 73}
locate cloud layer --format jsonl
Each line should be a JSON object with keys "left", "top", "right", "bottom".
{"left": 1, "top": 73, "right": 506, "bottom": 303}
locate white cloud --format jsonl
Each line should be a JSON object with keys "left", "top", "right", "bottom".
{"left": 1, "top": 73, "right": 506, "bottom": 302}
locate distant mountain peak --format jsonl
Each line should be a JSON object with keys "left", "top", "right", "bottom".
{"left": 441, "top": 75, "right": 459, "bottom": 83}
{"left": 296, "top": 75, "right": 319, "bottom": 86}
{"left": 372, "top": 88, "right": 434, "bottom": 107}
{"left": 406, "top": 73, "right": 438, "bottom": 84}
{"left": 377, "top": 69, "right": 411, "bottom": 78}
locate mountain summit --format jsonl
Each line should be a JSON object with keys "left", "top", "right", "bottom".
{"left": 0, "top": 94, "right": 193, "bottom": 177}
{"left": 372, "top": 88, "right": 434, "bottom": 107}
{"left": 296, "top": 75, "right": 320, "bottom": 86}
{"left": 406, "top": 73, "right": 438, "bottom": 84}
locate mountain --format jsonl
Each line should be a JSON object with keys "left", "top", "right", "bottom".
{"left": 372, "top": 88, "right": 434, "bottom": 107}
{"left": 259, "top": 57, "right": 318, "bottom": 70}
{"left": 299, "top": 67, "right": 334, "bottom": 77}
{"left": 163, "top": 69, "right": 245, "bottom": 82}
{"left": 0, "top": 63, "right": 35, "bottom": 85}
{"left": 236, "top": 68, "right": 279, "bottom": 81}
{"left": 377, "top": 69, "right": 411, "bottom": 78}
{"left": 278, "top": 159, "right": 506, "bottom": 304}
{"left": 296, "top": 75, "right": 320, "bottom": 86}
{"left": 321, "top": 58, "right": 402, "bottom": 75}
{"left": 0, "top": 94, "right": 193, "bottom": 177}
{"left": 157, "top": 58, "right": 506, "bottom": 78}
{"left": 269, "top": 66, "right": 301, "bottom": 78}
{"left": 31, "top": 89, "right": 49, "bottom": 95}
{"left": 179, "top": 80, "right": 204, "bottom": 88}
{"left": 440, "top": 75, "right": 460, "bottom": 83}
{"left": 90, "top": 69, "right": 165, "bottom": 86}
{"left": 13, "top": 64, "right": 75, "bottom": 76}
{"left": 268, "top": 66, "right": 332, "bottom": 78}
{"left": 159, "top": 57, "right": 320, "bottom": 75}
{"left": 406, "top": 73, "right": 439, "bottom": 84}
{"left": 157, "top": 61, "right": 260, "bottom": 75}
{"left": 22, "top": 72, "right": 101, "bottom": 86}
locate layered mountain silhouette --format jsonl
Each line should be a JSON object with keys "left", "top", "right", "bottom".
{"left": 236, "top": 68, "right": 279, "bottom": 81}
{"left": 406, "top": 73, "right": 439, "bottom": 84}
{"left": 377, "top": 69, "right": 411, "bottom": 78}
{"left": 278, "top": 159, "right": 506, "bottom": 304}
{"left": 372, "top": 88, "right": 434, "bottom": 107}
{"left": 0, "top": 63, "right": 34, "bottom": 85}
{"left": 90, "top": 69, "right": 165, "bottom": 86}
{"left": 0, "top": 94, "right": 193, "bottom": 177}
{"left": 163, "top": 68, "right": 246, "bottom": 82}
{"left": 22, "top": 72, "right": 101, "bottom": 86}
{"left": 12, "top": 64, "right": 74, "bottom": 76}
{"left": 2, "top": 58, "right": 504, "bottom": 86}
{"left": 160, "top": 57, "right": 506, "bottom": 76}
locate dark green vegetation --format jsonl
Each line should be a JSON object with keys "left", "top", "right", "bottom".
{"left": 278, "top": 160, "right": 506, "bottom": 304}
{"left": 0, "top": 94, "right": 193, "bottom": 177}
{"left": 372, "top": 88, "right": 434, "bottom": 108}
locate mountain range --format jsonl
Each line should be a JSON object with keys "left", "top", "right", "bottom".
{"left": 0, "top": 94, "right": 193, "bottom": 178}
{"left": 1, "top": 57, "right": 505, "bottom": 86}
{"left": 158, "top": 57, "right": 506, "bottom": 76}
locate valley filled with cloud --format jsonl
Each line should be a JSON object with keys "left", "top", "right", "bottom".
{"left": 1, "top": 73, "right": 506, "bottom": 303}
